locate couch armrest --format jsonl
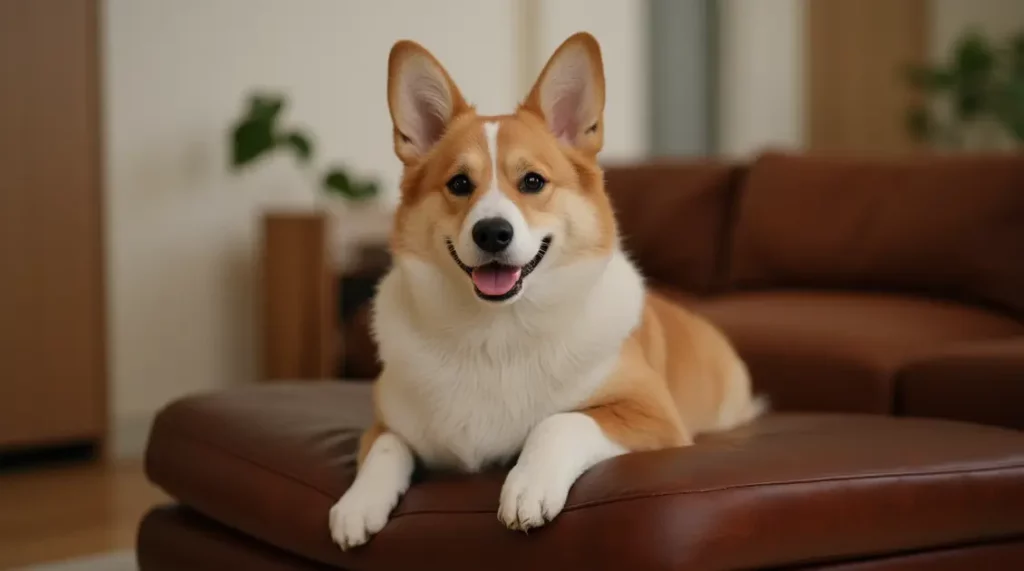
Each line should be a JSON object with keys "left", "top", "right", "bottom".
{"left": 897, "top": 338, "right": 1024, "bottom": 430}
{"left": 603, "top": 160, "right": 742, "bottom": 295}
{"left": 145, "top": 383, "right": 1024, "bottom": 570}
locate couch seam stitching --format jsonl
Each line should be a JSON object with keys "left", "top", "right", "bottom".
{"left": 561, "top": 462, "right": 1024, "bottom": 513}
{"left": 151, "top": 424, "right": 356, "bottom": 499}
{"left": 151, "top": 424, "right": 1024, "bottom": 519}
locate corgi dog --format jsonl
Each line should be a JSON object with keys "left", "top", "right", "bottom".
{"left": 329, "top": 32, "right": 763, "bottom": 550}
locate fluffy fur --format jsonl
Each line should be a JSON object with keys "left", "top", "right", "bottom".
{"left": 329, "top": 32, "right": 763, "bottom": 550}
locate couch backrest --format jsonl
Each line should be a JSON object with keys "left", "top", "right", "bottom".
{"left": 604, "top": 160, "right": 743, "bottom": 295}
{"left": 728, "top": 152, "right": 1024, "bottom": 315}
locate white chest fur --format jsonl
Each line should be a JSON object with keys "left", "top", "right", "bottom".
{"left": 370, "top": 251, "right": 645, "bottom": 472}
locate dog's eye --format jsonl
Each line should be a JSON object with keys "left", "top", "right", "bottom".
{"left": 445, "top": 174, "right": 474, "bottom": 197}
{"left": 519, "top": 172, "right": 546, "bottom": 194}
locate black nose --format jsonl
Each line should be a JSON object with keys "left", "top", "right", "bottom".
{"left": 472, "top": 217, "right": 514, "bottom": 253}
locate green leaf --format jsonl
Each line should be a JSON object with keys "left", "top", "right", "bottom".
{"left": 247, "top": 93, "right": 285, "bottom": 123}
{"left": 282, "top": 131, "right": 313, "bottom": 163}
{"left": 993, "top": 77, "right": 1024, "bottom": 142}
{"left": 232, "top": 118, "right": 275, "bottom": 167}
{"left": 905, "top": 105, "right": 934, "bottom": 142}
{"left": 954, "top": 89, "right": 986, "bottom": 119}
{"left": 1009, "top": 32, "right": 1024, "bottom": 77}
{"left": 954, "top": 32, "right": 996, "bottom": 78}
{"left": 905, "top": 65, "right": 954, "bottom": 92}
{"left": 946, "top": 32, "right": 998, "bottom": 121}
{"left": 230, "top": 93, "right": 290, "bottom": 168}
{"left": 323, "top": 168, "right": 379, "bottom": 201}
{"left": 349, "top": 180, "right": 379, "bottom": 200}
{"left": 323, "top": 169, "right": 352, "bottom": 195}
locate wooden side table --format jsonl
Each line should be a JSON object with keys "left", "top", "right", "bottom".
{"left": 260, "top": 211, "right": 336, "bottom": 381}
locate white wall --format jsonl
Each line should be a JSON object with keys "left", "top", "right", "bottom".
{"left": 103, "top": 0, "right": 519, "bottom": 453}
{"left": 534, "top": 0, "right": 649, "bottom": 161}
{"left": 717, "top": 0, "right": 805, "bottom": 158}
{"left": 931, "top": 0, "right": 1024, "bottom": 60}
{"left": 713, "top": 0, "right": 1024, "bottom": 159}
{"left": 102, "top": 0, "right": 646, "bottom": 454}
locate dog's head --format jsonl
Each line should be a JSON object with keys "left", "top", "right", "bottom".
{"left": 387, "top": 33, "right": 616, "bottom": 305}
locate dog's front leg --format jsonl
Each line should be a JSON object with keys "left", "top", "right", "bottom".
{"left": 498, "top": 412, "right": 627, "bottom": 531}
{"left": 329, "top": 424, "right": 414, "bottom": 550}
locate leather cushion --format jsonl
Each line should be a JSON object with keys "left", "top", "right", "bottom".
{"left": 604, "top": 160, "right": 742, "bottom": 295}
{"left": 728, "top": 152, "right": 1024, "bottom": 315}
{"left": 795, "top": 542, "right": 1024, "bottom": 570}
{"left": 693, "top": 291, "right": 1024, "bottom": 414}
{"left": 139, "top": 506, "right": 331, "bottom": 571}
{"left": 138, "top": 505, "right": 1024, "bottom": 571}
{"left": 897, "top": 338, "right": 1024, "bottom": 430}
{"left": 145, "top": 383, "right": 1024, "bottom": 571}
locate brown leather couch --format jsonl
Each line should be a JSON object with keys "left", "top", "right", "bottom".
{"left": 139, "top": 152, "right": 1024, "bottom": 570}
{"left": 338, "top": 150, "right": 1024, "bottom": 429}
{"left": 605, "top": 151, "right": 1024, "bottom": 429}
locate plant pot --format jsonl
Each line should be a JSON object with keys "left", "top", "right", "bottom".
{"left": 315, "top": 194, "right": 393, "bottom": 381}
{"left": 317, "top": 194, "right": 394, "bottom": 275}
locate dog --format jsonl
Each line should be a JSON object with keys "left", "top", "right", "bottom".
{"left": 329, "top": 32, "right": 764, "bottom": 550}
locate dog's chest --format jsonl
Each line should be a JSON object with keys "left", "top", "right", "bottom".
{"left": 371, "top": 256, "right": 644, "bottom": 472}
{"left": 377, "top": 319, "right": 613, "bottom": 472}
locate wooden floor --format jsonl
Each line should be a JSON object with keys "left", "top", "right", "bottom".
{"left": 0, "top": 458, "right": 167, "bottom": 570}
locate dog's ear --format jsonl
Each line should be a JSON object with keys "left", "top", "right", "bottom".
{"left": 387, "top": 40, "right": 470, "bottom": 165}
{"left": 520, "top": 32, "right": 605, "bottom": 155}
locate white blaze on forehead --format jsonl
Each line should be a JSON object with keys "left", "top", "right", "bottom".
{"left": 484, "top": 121, "right": 501, "bottom": 189}
{"left": 457, "top": 121, "right": 540, "bottom": 266}
{"left": 465, "top": 121, "right": 519, "bottom": 233}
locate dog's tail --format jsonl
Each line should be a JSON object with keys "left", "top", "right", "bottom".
{"left": 743, "top": 394, "right": 771, "bottom": 423}
{"left": 709, "top": 362, "right": 769, "bottom": 432}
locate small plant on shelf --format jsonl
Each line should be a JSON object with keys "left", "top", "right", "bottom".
{"left": 904, "top": 29, "right": 1024, "bottom": 150}
{"left": 229, "top": 92, "right": 379, "bottom": 201}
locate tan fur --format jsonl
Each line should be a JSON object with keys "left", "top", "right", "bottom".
{"left": 389, "top": 110, "right": 615, "bottom": 264}
{"left": 356, "top": 422, "right": 385, "bottom": 467}
{"left": 583, "top": 291, "right": 759, "bottom": 450}
{"left": 356, "top": 382, "right": 388, "bottom": 467}
{"left": 329, "top": 33, "right": 762, "bottom": 550}
{"left": 520, "top": 32, "right": 607, "bottom": 156}
{"left": 374, "top": 33, "right": 758, "bottom": 459}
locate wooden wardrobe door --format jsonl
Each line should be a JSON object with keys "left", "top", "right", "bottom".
{"left": 0, "top": 0, "right": 106, "bottom": 450}
{"left": 806, "top": 0, "right": 930, "bottom": 154}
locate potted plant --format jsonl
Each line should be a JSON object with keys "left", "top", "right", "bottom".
{"left": 232, "top": 92, "right": 395, "bottom": 380}
{"left": 229, "top": 91, "right": 392, "bottom": 274}
{"left": 905, "top": 29, "right": 1024, "bottom": 151}
{"left": 230, "top": 92, "right": 380, "bottom": 200}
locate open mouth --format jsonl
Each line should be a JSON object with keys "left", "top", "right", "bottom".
{"left": 445, "top": 236, "right": 553, "bottom": 302}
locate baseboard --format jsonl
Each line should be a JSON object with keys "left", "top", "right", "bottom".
{"left": 111, "top": 411, "right": 156, "bottom": 460}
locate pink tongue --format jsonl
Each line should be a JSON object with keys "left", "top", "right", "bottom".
{"left": 472, "top": 266, "right": 522, "bottom": 296}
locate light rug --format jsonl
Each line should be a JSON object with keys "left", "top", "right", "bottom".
{"left": 17, "top": 551, "right": 135, "bottom": 571}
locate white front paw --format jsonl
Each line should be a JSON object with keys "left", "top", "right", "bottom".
{"left": 329, "top": 487, "right": 398, "bottom": 550}
{"left": 498, "top": 461, "right": 573, "bottom": 532}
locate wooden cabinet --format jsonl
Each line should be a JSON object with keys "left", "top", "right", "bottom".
{"left": 0, "top": 1, "right": 106, "bottom": 451}
{"left": 261, "top": 213, "right": 337, "bottom": 381}
{"left": 806, "top": 0, "right": 930, "bottom": 154}
{"left": 260, "top": 211, "right": 386, "bottom": 382}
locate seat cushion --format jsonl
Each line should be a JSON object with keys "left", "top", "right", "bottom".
{"left": 693, "top": 291, "right": 1024, "bottom": 413}
{"left": 897, "top": 338, "right": 1024, "bottom": 430}
{"left": 604, "top": 159, "right": 742, "bottom": 295}
{"left": 145, "top": 383, "right": 1024, "bottom": 571}
{"left": 728, "top": 152, "right": 1024, "bottom": 316}
{"left": 139, "top": 506, "right": 1024, "bottom": 571}
{"left": 139, "top": 506, "right": 331, "bottom": 571}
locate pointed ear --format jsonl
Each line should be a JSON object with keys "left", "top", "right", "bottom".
{"left": 387, "top": 40, "right": 469, "bottom": 164}
{"left": 521, "top": 32, "right": 605, "bottom": 154}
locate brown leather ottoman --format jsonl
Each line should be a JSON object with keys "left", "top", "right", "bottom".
{"left": 139, "top": 383, "right": 1024, "bottom": 570}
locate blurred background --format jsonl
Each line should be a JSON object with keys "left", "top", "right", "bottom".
{"left": 1, "top": 1, "right": 1023, "bottom": 568}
